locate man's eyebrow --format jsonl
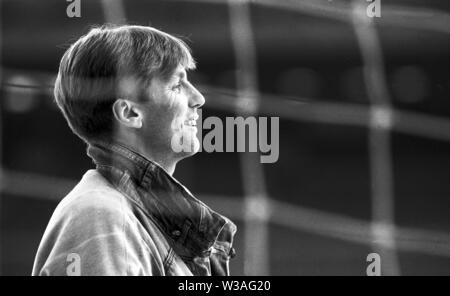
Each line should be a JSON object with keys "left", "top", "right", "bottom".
{"left": 174, "top": 69, "right": 186, "bottom": 80}
{"left": 167, "top": 69, "right": 187, "bottom": 83}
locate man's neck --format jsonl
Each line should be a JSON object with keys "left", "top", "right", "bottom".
{"left": 115, "top": 139, "right": 177, "bottom": 175}
{"left": 147, "top": 155, "right": 177, "bottom": 175}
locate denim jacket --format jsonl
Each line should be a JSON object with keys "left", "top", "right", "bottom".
{"left": 32, "top": 141, "right": 237, "bottom": 276}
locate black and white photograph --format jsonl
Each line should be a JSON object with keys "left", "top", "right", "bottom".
{"left": 0, "top": 0, "right": 450, "bottom": 279}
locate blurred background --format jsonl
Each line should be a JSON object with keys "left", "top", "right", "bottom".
{"left": 1, "top": 0, "right": 450, "bottom": 275}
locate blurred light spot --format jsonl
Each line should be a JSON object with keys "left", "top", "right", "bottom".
{"left": 372, "top": 222, "right": 396, "bottom": 248}
{"left": 216, "top": 70, "right": 259, "bottom": 114}
{"left": 341, "top": 67, "right": 367, "bottom": 102}
{"left": 4, "top": 75, "right": 38, "bottom": 113}
{"left": 391, "top": 66, "right": 428, "bottom": 104}
{"left": 246, "top": 195, "right": 271, "bottom": 221}
{"left": 235, "top": 94, "right": 258, "bottom": 114}
{"left": 371, "top": 105, "right": 393, "bottom": 130}
{"left": 277, "top": 68, "right": 320, "bottom": 98}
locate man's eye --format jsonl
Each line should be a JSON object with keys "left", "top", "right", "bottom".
{"left": 172, "top": 84, "right": 182, "bottom": 93}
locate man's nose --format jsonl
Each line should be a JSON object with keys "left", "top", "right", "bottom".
{"left": 188, "top": 83, "right": 205, "bottom": 109}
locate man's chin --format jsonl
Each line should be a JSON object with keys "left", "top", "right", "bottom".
{"left": 170, "top": 133, "right": 200, "bottom": 156}
{"left": 174, "top": 146, "right": 199, "bottom": 162}
{"left": 185, "top": 139, "right": 200, "bottom": 155}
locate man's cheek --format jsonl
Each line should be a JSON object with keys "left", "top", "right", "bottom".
{"left": 171, "top": 117, "right": 184, "bottom": 132}
{"left": 169, "top": 105, "right": 187, "bottom": 128}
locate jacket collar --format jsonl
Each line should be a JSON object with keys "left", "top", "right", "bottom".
{"left": 86, "top": 140, "right": 236, "bottom": 257}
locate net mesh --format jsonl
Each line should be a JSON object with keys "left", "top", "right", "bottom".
{"left": 1, "top": 0, "right": 450, "bottom": 275}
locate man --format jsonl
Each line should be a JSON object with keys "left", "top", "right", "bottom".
{"left": 32, "top": 25, "right": 237, "bottom": 276}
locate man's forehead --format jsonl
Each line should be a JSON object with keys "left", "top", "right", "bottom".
{"left": 153, "top": 65, "right": 187, "bottom": 84}
{"left": 171, "top": 65, "right": 187, "bottom": 79}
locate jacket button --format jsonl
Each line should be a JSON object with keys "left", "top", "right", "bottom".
{"left": 172, "top": 230, "right": 181, "bottom": 237}
{"left": 229, "top": 247, "right": 236, "bottom": 258}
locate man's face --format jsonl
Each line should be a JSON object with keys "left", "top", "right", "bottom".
{"left": 138, "top": 64, "right": 205, "bottom": 159}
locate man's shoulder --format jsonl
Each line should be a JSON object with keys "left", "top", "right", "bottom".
{"left": 32, "top": 170, "right": 168, "bottom": 276}
{"left": 60, "top": 170, "right": 122, "bottom": 206}
{"left": 51, "top": 170, "right": 129, "bottom": 226}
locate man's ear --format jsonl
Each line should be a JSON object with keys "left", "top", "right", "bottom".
{"left": 112, "top": 99, "right": 143, "bottom": 129}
